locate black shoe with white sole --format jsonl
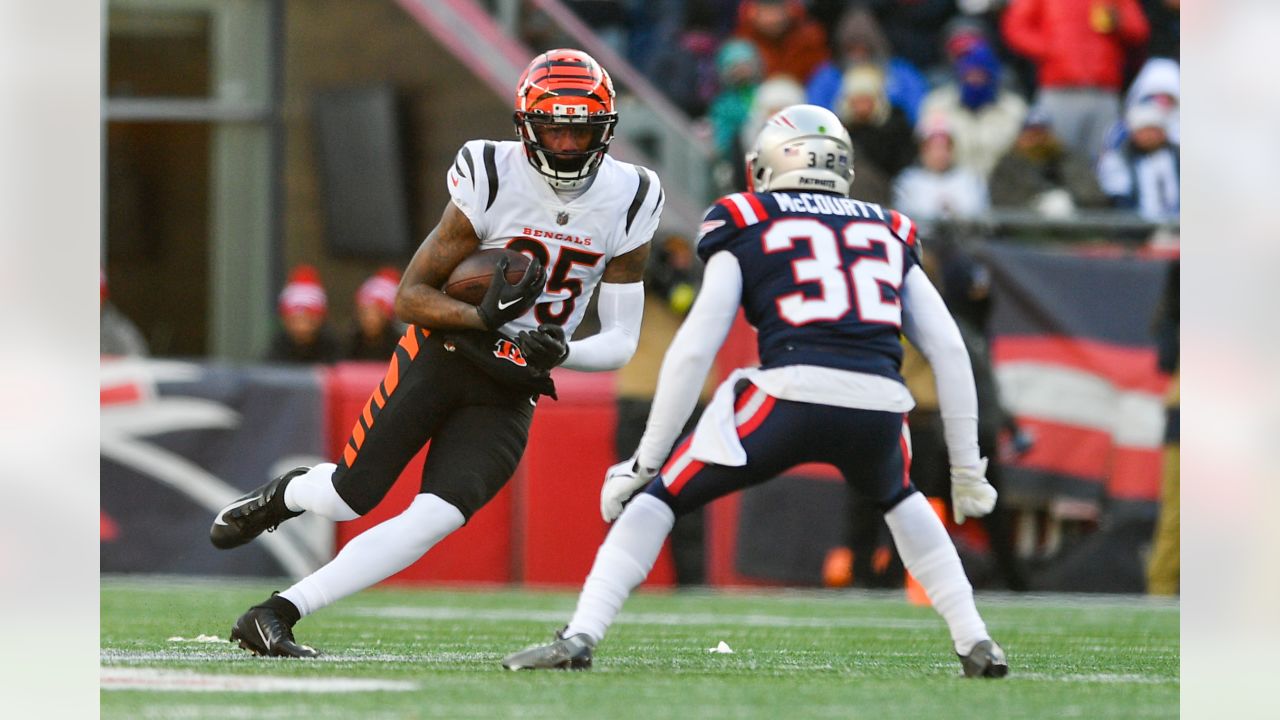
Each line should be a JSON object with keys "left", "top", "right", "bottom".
{"left": 959, "top": 639, "right": 1009, "bottom": 678}
{"left": 230, "top": 603, "right": 319, "bottom": 658}
{"left": 209, "top": 467, "right": 307, "bottom": 549}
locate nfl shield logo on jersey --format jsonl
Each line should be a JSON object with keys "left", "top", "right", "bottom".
{"left": 556, "top": 211, "right": 570, "bottom": 225}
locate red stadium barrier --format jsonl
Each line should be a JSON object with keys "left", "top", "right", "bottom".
{"left": 515, "top": 369, "right": 675, "bottom": 587}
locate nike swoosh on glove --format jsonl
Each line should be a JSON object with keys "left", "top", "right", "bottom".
{"left": 951, "top": 457, "right": 997, "bottom": 524}
{"left": 476, "top": 256, "right": 546, "bottom": 330}
{"left": 600, "top": 457, "right": 656, "bottom": 523}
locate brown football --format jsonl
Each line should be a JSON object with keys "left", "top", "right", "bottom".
{"left": 442, "top": 248, "right": 533, "bottom": 305}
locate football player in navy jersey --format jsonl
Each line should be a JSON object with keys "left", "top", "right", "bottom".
{"left": 504, "top": 104, "right": 1008, "bottom": 678}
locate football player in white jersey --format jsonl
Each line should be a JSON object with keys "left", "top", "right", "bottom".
{"left": 503, "top": 105, "right": 1008, "bottom": 678}
{"left": 209, "top": 49, "right": 663, "bottom": 657}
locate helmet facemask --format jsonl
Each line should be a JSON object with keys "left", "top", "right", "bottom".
{"left": 515, "top": 110, "right": 617, "bottom": 189}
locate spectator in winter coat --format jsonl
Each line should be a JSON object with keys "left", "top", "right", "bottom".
{"left": 709, "top": 39, "right": 764, "bottom": 160}
{"left": 892, "top": 118, "right": 990, "bottom": 223}
{"left": 989, "top": 107, "right": 1108, "bottom": 214}
{"left": 267, "top": 265, "right": 342, "bottom": 364}
{"left": 1001, "top": 0, "right": 1149, "bottom": 160}
{"left": 734, "top": 0, "right": 830, "bottom": 85}
{"left": 345, "top": 268, "right": 405, "bottom": 362}
{"left": 918, "top": 43, "right": 1027, "bottom": 180}
{"left": 1103, "top": 57, "right": 1180, "bottom": 151}
{"left": 1097, "top": 101, "right": 1179, "bottom": 222}
{"left": 805, "top": 7, "right": 929, "bottom": 124}
{"left": 708, "top": 39, "right": 764, "bottom": 191}
{"left": 834, "top": 65, "right": 917, "bottom": 180}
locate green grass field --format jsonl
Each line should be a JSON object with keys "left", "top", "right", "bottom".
{"left": 101, "top": 576, "right": 1178, "bottom": 719}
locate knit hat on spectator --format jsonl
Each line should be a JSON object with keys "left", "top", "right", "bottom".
{"left": 943, "top": 17, "right": 988, "bottom": 63}
{"left": 1126, "top": 101, "right": 1168, "bottom": 132}
{"left": 716, "top": 39, "right": 763, "bottom": 86}
{"left": 279, "top": 264, "right": 327, "bottom": 317}
{"left": 356, "top": 267, "right": 400, "bottom": 318}
{"left": 836, "top": 65, "right": 889, "bottom": 125}
{"left": 917, "top": 113, "right": 955, "bottom": 142}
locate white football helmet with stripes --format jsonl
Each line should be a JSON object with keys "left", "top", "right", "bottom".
{"left": 745, "top": 104, "right": 854, "bottom": 196}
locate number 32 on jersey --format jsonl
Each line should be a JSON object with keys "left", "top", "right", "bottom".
{"left": 762, "top": 218, "right": 904, "bottom": 327}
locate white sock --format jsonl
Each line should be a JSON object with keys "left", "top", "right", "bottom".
{"left": 884, "top": 492, "right": 989, "bottom": 655}
{"left": 279, "top": 493, "right": 464, "bottom": 617}
{"left": 283, "top": 463, "right": 359, "bottom": 520}
{"left": 565, "top": 494, "right": 674, "bottom": 643}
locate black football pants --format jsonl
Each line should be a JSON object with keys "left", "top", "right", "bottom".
{"left": 330, "top": 326, "right": 535, "bottom": 520}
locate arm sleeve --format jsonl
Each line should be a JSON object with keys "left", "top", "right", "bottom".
{"left": 560, "top": 281, "right": 645, "bottom": 372}
{"left": 900, "top": 265, "right": 981, "bottom": 468}
{"left": 635, "top": 251, "right": 743, "bottom": 470}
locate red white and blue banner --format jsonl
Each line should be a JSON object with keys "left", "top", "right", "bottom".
{"left": 982, "top": 244, "right": 1172, "bottom": 511}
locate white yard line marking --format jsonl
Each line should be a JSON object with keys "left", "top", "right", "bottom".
{"left": 348, "top": 606, "right": 941, "bottom": 630}
{"left": 100, "top": 667, "right": 416, "bottom": 692}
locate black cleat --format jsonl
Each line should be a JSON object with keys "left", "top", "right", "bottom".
{"left": 210, "top": 467, "right": 307, "bottom": 549}
{"left": 230, "top": 604, "right": 319, "bottom": 658}
{"left": 959, "top": 639, "right": 1009, "bottom": 678}
{"left": 501, "top": 629, "right": 595, "bottom": 670}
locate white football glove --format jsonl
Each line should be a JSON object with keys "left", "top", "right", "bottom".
{"left": 950, "top": 457, "right": 997, "bottom": 524}
{"left": 600, "top": 457, "right": 656, "bottom": 523}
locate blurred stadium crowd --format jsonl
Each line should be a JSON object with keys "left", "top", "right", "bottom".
{"left": 530, "top": 0, "right": 1178, "bottom": 223}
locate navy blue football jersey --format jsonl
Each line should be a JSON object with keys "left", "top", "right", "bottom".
{"left": 696, "top": 190, "right": 921, "bottom": 382}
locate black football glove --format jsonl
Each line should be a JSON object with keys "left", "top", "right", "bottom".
{"left": 476, "top": 257, "right": 545, "bottom": 330}
{"left": 517, "top": 323, "right": 569, "bottom": 372}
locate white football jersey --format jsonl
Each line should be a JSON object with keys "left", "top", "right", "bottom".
{"left": 447, "top": 139, "right": 663, "bottom": 337}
